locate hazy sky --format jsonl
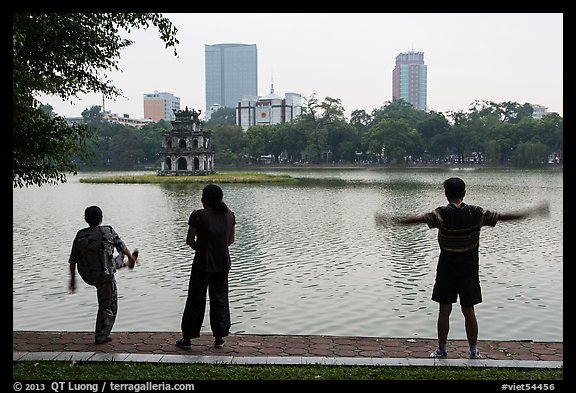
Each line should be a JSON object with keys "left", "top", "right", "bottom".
{"left": 38, "top": 13, "right": 563, "bottom": 120}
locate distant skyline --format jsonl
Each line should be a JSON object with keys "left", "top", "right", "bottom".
{"left": 37, "top": 13, "right": 563, "bottom": 120}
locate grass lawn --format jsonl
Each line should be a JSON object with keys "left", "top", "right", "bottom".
{"left": 79, "top": 172, "right": 296, "bottom": 184}
{"left": 12, "top": 361, "right": 563, "bottom": 382}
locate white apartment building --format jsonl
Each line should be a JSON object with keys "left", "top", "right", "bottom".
{"left": 235, "top": 85, "right": 302, "bottom": 131}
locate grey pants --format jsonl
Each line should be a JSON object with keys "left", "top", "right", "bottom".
{"left": 94, "top": 278, "right": 118, "bottom": 341}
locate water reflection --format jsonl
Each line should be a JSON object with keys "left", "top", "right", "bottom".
{"left": 13, "top": 168, "right": 562, "bottom": 341}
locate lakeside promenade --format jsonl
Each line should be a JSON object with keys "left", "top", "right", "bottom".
{"left": 13, "top": 331, "right": 562, "bottom": 368}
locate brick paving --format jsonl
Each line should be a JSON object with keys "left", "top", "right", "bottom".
{"left": 13, "top": 331, "right": 563, "bottom": 365}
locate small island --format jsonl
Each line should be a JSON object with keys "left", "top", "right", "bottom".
{"left": 79, "top": 172, "right": 296, "bottom": 184}
{"left": 77, "top": 108, "right": 295, "bottom": 185}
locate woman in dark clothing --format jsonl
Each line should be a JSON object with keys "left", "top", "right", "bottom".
{"left": 176, "top": 184, "right": 236, "bottom": 349}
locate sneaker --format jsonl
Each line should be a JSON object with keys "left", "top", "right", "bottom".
{"left": 214, "top": 338, "right": 225, "bottom": 349}
{"left": 430, "top": 348, "right": 448, "bottom": 359}
{"left": 469, "top": 350, "right": 482, "bottom": 359}
{"left": 175, "top": 338, "right": 191, "bottom": 350}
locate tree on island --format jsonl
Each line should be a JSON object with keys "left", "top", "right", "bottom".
{"left": 13, "top": 13, "right": 179, "bottom": 188}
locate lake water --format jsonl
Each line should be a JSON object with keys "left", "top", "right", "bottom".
{"left": 12, "top": 167, "right": 563, "bottom": 342}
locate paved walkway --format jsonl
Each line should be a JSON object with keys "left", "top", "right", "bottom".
{"left": 13, "top": 331, "right": 562, "bottom": 368}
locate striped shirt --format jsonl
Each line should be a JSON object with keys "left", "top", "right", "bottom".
{"left": 423, "top": 203, "right": 500, "bottom": 253}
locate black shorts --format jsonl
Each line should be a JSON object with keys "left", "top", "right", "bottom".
{"left": 431, "top": 251, "right": 482, "bottom": 307}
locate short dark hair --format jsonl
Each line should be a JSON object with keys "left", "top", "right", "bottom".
{"left": 84, "top": 205, "right": 103, "bottom": 227}
{"left": 443, "top": 177, "right": 466, "bottom": 199}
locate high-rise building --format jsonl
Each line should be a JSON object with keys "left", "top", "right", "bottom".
{"left": 205, "top": 43, "right": 258, "bottom": 117}
{"left": 143, "top": 91, "right": 181, "bottom": 122}
{"left": 392, "top": 51, "right": 427, "bottom": 111}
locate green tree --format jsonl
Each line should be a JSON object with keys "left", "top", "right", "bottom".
{"left": 278, "top": 123, "right": 308, "bottom": 163}
{"left": 484, "top": 139, "right": 502, "bottom": 166}
{"left": 472, "top": 100, "right": 534, "bottom": 124}
{"left": 349, "top": 109, "right": 372, "bottom": 128}
{"left": 371, "top": 99, "right": 429, "bottom": 128}
{"left": 39, "top": 103, "right": 55, "bottom": 115}
{"left": 13, "top": 13, "right": 179, "bottom": 188}
{"left": 298, "top": 95, "right": 346, "bottom": 163}
{"left": 348, "top": 109, "right": 372, "bottom": 161}
{"left": 139, "top": 120, "right": 171, "bottom": 166}
{"left": 513, "top": 142, "right": 549, "bottom": 167}
{"left": 245, "top": 125, "right": 273, "bottom": 159}
{"left": 445, "top": 111, "right": 470, "bottom": 163}
{"left": 415, "top": 111, "right": 450, "bottom": 162}
{"left": 82, "top": 105, "right": 105, "bottom": 128}
{"left": 109, "top": 128, "right": 145, "bottom": 168}
{"left": 13, "top": 106, "right": 94, "bottom": 187}
{"left": 205, "top": 107, "right": 236, "bottom": 126}
{"left": 537, "top": 113, "right": 563, "bottom": 157}
{"left": 363, "top": 119, "right": 421, "bottom": 164}
{"left": 326, "top": 122, "right": 359, "bottom": 162}
{"left": 211, "top": 124, "right": 247, "bottom": 165}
